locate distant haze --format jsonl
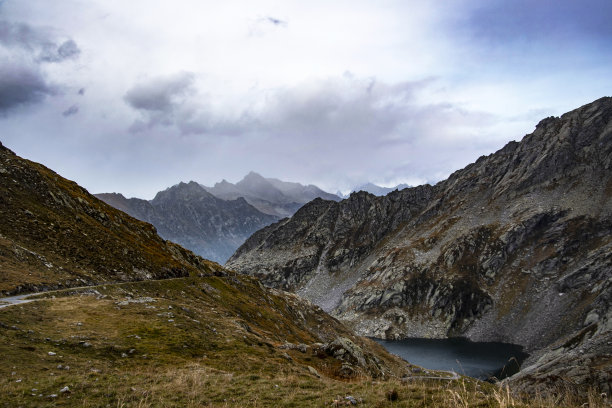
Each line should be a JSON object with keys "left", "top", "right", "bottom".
{"left": 0, "top": 0, "right": 611, "bottom": 198}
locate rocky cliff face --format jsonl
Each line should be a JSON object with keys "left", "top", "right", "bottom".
{"left": 203, "top": 171, "right": 340, "bottom": 218}
{"left": 0, "top": 143, "right": 220, "bottom": 295}
{"left": 227, "top": 97, "right": 612, "bottom": 395}
{"left": 97, "top": 182, "right": 279, "bottom": 263}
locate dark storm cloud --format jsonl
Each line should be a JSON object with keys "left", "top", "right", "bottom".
{"left": 0, "top": 20, "right": 80, "bottom": 113}
{"left": 62, "top": 105, "right": 79, "bottom": 117}
{"left": 0, "top": 62, "right": 55, "bottom": 113}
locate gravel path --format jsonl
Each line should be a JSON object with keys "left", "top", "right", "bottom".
{"left": 0, "top": 294, "right": 36, "bottom": 309}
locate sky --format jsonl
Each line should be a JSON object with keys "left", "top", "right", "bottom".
{"left": 1, "top": 0, "right": 611, "bottom": 199}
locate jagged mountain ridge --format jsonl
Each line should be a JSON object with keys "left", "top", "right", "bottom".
{"left": 227, "top": 97, "right": 612, "bottom": 396}
{"left": 203, "top": 171, "right": 341, "bottom": 218}
{"left": 338, "top": 182, "right": 412, "bottom": 198}
{"left": 96, "top": 181, "right": 278, "bottom": 263}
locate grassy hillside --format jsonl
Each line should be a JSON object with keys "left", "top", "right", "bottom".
{"left": 0, "top": 142, "right": 218, "bottom": 295}
{"left": 2, "top": 275, "right": 606, "bottom": 408}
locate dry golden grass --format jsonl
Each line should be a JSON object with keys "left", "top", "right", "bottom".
{"left": 0, "top": 276, "right": 609, "bottom": 408}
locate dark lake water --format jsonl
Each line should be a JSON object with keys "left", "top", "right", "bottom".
{"left": 374, "top": 337, "right": 528, "bottom": 380}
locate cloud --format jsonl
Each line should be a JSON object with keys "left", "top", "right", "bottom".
{"left": 0, "top": 21, "right": 81, "bottom": 63}
{"left": 248, "top": 15, "right": 288, "bottom": 37}
{"left": 39, "top": 39, "right": 81, "bottom": 63}
{"left": 263, "top": 17, "right": 287, "bottom": 27}
{"left": 124, "top": 72, "right": 195, "bottom": 112}
{"left": 124, "top": 72, "right": 201, "bottom": 132}
{"left": 123, "top": 72, "right": 497, "bottom": 158}
{"left": 62, "top": 104, "right": 79, "bottom": 117}
{"left": 0, "top": 61, "right": 55, "bottom": 113}
{"left": 0, "top": 20, "right": 46, "bottom": 49}
{"left": 0, "top": 20, "right": 80, "bottom": 113}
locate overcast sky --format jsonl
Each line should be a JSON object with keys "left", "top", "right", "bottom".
{"left": 1, "top": 0, "right": 611, "bottom": 198}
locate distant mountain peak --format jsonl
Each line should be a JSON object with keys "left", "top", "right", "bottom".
{"left": 152, "top": 180, "right": 215, "bottom": 203}
{"left": 242, "top": 171, "right": 266, "bottom": 180}
{"left": 203, "top": 172, "right": 340, "bottom": 218}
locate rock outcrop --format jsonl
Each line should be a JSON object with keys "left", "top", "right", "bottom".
{"left": 227, "top": 97, "right": 612, "bottom": 395}
{"left": 97, "top": 182, "right": 278, "bottom": 263}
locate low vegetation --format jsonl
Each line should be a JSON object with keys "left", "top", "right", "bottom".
{"left": 1, "top": 276, "right": 608, "bottom": 407}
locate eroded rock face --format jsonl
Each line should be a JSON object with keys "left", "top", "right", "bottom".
{"left": 227, "top": 97, "right": 612, "bottom": 395}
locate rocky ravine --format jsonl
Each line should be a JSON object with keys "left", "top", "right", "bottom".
{"left": 227, "top": 97, "right": 612, "bottom": 395}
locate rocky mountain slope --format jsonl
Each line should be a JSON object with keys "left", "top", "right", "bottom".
{"left": 227, "top": 97, "right": 612, "bottom": 396}
{"left": 203, "top": 171, "right": 340, "bottom": 218}
{"left": 97, "top": 182, "right": 278, "bottom": 263}
{"left": 0, "top": 143, "right": 220, "bottom": 296}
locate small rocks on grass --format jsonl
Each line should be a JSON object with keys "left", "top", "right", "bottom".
{"left": 331, "top": 395, "right": 360, "bottom": 406}
{"left": 59, "top": 386, "right": 70, "bottom": 394}
{"left": 47, "top": 351, "right": 56, "bottom": 356}
{"left": 307, "top": 366, "right": 321, "bottom": 378}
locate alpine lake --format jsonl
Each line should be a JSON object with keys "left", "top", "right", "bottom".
{"left": 374, "top": 337, "right": 529, "bottom": 380}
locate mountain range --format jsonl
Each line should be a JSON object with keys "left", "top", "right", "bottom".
{"left": 227, "top": 97, "right": 612, "bottom": 396}
{"left": 202, "top": 171, "right": 341, "bottom": 217}
{"left": 96, "top": 173, "right": 340, "bottom": 263}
